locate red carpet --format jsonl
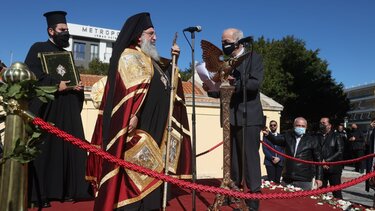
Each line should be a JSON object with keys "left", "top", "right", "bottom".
{"left": 28, "top": 179, "right": 365, "bottom": 211}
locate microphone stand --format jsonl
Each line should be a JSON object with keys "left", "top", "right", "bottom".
{"left": 183, "top": 30, "right": 197, "bottom": 211}
{"left": 241, "top": 42, "right": 254, "bottom": 207}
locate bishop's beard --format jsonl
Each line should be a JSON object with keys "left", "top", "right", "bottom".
{"left": 140, "top": 36, "right": 160, "bottom": 62}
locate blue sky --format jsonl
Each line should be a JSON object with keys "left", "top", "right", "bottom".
{"left": 1, "top": 0, "right": 374, "bottom": 88}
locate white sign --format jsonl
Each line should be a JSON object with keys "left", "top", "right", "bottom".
{"left": 68, "top": 23, "right": 120, "bottom": 41}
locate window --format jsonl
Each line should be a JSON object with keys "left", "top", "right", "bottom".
{"left": 73, "top": 42, "right": 86, "bottom": 60}
{"left": 90, "top": 44, "right": 99, "bottom": 61}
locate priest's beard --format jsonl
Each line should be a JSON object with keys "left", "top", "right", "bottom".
{"left": 140, "top": 36, "right": 160, "bottom": 62}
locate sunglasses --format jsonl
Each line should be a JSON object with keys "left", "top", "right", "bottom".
{"left": 270, "top": 124, "right": 277, "bottom": 127}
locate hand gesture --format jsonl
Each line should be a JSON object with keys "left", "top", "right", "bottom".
{"left": 171, "top": 43, "right": 180, "bottom": 60}
{"left": 58, "top": 80, "right": 70, "bottom": 91}
{"left": 227, "top": 75, "right": 235, "bottom": 85}
{"left": 73, "top": 81, "right": 84, "bottom": 91}
{"left": 128, "top": 114, "right": 138, "bottom": 134}
{"left": 322, "top": 160, "right": 329, "bottom": 170}
{"left": 262, "top": 127, "right": 270, "bottom": 136}
{"left": 272, "top": 156, "right": 280, "bottom": 164}
{"left": 315, "top": 180, "right": 323, "bottom": 188}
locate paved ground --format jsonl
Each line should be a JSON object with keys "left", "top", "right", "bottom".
{"left": 341, "top": 166, "right": 374, "bottom": 208}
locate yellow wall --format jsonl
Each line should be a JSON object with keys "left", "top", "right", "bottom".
{"left": 81, "top": 100, "right": 281, "bottom": 179}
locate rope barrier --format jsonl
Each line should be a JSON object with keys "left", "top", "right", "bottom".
{"left": 261, "top": 140, "right": 375, "bottom": 166}
{"left": 32, "top": 117, "right": 375, "bottom": 200}
{"left": 192, "top": 139, "right": 374, "bottom": 166}
{"left": 196, "top": 141, "right": 223, "bottom": 157}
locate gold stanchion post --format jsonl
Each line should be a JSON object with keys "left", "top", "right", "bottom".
{"left": 0, "top": 62, "right": 36, "bottom": 211}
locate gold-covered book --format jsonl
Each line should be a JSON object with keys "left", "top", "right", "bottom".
{"left": 38, "top": 51, "right": 79, "bottom": 87}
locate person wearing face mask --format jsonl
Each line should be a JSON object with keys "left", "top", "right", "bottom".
{"left": 24, "top": 11, "right": 92, "bottom": 208}
{"left": 262, "top": 117, "right": 323, "bottom": 190}
{"left": 348, "top": 123, "right": 365, "bottom": 173}
{"left": 315, "top": 117, "right": 344, "bottom": 199}
{"left": 202, "top": 28, "right": 264, "bottom": 210}
{"left": 262, "top": 120, "right": 284, "bottom": 184}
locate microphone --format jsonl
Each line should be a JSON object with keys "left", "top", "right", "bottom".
{"left": 183, "top": 26, "right": 202, "bottom": 33}
{"left": 237, "top": 36, "right": 253, "bottom": 44}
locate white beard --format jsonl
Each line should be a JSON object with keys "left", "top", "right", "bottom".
{"left": 140, "top": 36, "right": 160, "bottom": 61}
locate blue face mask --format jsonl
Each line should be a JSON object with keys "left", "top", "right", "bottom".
{"left": 294, "top": 127, "right": 306, "bottom": 136}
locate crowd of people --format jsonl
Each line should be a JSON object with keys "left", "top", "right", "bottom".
{"left": 1, "top": 9, "right": 375, "bottom": 211}
{"left": 261, "top": 117, "right": 375, "bottom": 200}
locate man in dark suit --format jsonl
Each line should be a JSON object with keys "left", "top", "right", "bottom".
{"left": 224, "top": 28, "right": 264, "bottom": 211}
{"left": 203, "top": 28, "right": 264, "bottom": 211}
{"left": 365, "top": 117, "right": 375, "bottom": 192}
{"left": 263, "top": 117, "right": 323, "bottom": 190}
{"left": 316, "top": 117, "right": 344, "bottom": 199}
{"left": 262, "top": 120, "right": 284, "bottom": 184}
{"left": 348, "top": 123, "right": 365, "bottom": 173}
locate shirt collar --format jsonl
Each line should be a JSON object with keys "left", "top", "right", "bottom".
{"left": 234, "top": 47, "right": 245, "bottom": 58}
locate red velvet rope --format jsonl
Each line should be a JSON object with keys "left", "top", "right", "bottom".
{"left": 261, "top": 140, "right": 375, "bottom": 166}
{"left": 195, "top": 140, "right": 374, "bottom": 166}
{"left": 196, "top": 141, "right": 224, "bottom": 157}
{"left": 32, "top": 117, "right": 375, "bottom": 200}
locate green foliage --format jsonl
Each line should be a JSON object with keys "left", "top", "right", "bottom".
{"left": 180, "top": 63, "right": 193, "bottom": 81}
{"left": 0, "top": 80, "right": 56, "bottom": 164}
{"left": 254, "top": 36, "right": 350, "bottom": 130}
{"left": 79, "top": 58, "right": 109, "bottom": 75}
{"left": 0, "top": 128, "right": 42, "bottom": 165}
{"left": 0, "top": 80, "right": 57, "bottom": 107}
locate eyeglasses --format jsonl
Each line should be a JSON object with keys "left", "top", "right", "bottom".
{"left": 270, "top": 124, "right": 277, "bottom": 127}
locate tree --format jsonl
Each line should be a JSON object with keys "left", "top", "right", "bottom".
{"left": 180, "top": 62, "right": 193, "bottom": 81}
{"left": 254, "top": 36, "right": 350, "bottom": 130}
{"left": 79, "top": 58, "right": 109, "bottom": 75}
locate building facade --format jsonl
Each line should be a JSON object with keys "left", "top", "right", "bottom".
{"left": 80, "top": 73, "right": 284, "bottom": 179}
{"left": 66, "top": 23, "right": 120, "bottom": 68}
{"left": 344, "top": 83, "right": 375, "bottom": 131}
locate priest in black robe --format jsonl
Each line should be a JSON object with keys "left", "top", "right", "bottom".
{"left": 24, "top": 10, "right": 92, "bottom": 208}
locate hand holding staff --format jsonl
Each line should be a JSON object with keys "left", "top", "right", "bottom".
{"left": 163, "top": 32, "right": 178, "bottom": 211}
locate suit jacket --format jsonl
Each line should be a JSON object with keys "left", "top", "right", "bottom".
{"left": 348, "top": 129, "right": 365, "bottom": 150}
{"left": 262, "top": 133, "right": 284, "bottom": 166}
{"left": 267, "top": 132, "right": 323, "bottom": 181}
{"left": 366, "top": 128, "right": 375, "bottom": 191}
{"left": 229, "top": 52, "right": 264, "bottom": 126}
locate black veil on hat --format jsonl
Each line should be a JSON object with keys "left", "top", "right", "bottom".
{"left": 102, "top": 12, "right": 154, "bottom": 146}
{"left": 43, "top": 11, "right": 67, "bottom": 27}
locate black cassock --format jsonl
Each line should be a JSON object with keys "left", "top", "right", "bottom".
{"left": 25, "top": 40, "right": 92, "bottom": 203}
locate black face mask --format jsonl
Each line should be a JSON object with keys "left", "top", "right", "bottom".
{"left": 319, "top": 124, "right": 327, "bottom": 132}
{"left": 52, "top": 31, "right": 70, "bottom": 48}
{"left": 222, "top": 42, "right": 236, "bottom": 56}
